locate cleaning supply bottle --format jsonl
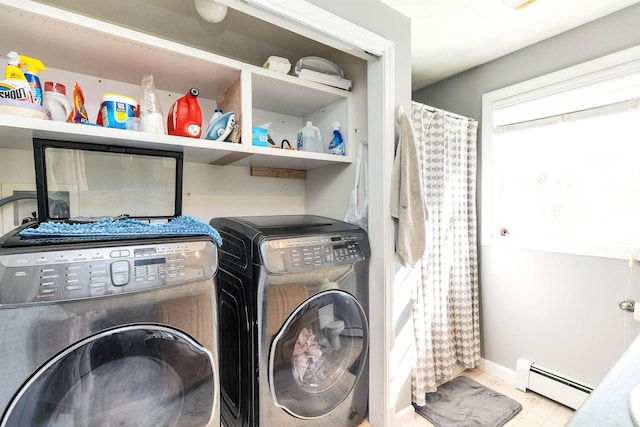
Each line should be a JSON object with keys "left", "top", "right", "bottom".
{"left": 0, "top": 51, "right": 33, "bottom": 103}
{"left": 204, "top": 108, "right": 223, "bottom": 135}
{"left": 328, "top": 121, "right": 345, "bottom": 155}
{"left": 4, "top": 51, "right": 26, "bottom": 81}
{"left": 167, "top": 87, "right": 202, "bottom": 138}
{"left": 43, "top": 81, "right": 72, "bottom": 122}
{"left": 209, "top": 108, "right": 223, "bottom": 124}
{"left": 296, "top": 121, "right": 322, "bottom": 152}
{"left": 20, "top": 55, "right": 46, "bottom": 106}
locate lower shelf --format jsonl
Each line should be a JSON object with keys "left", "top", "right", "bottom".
{"left": 0, "top": 115, "right": 352, "bottom": 170}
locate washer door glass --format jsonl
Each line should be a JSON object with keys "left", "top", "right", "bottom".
{"left": 268, "top": 290, "right": 368, "bottom": 419}
{"left": 1, "top": 325, "right": 215, "bottom": 427}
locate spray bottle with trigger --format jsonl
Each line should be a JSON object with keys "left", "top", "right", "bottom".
{"left": 20, "top": 55, "right": 46, "bottom": 106}
{"left": 328, "top": 121, "right": 345, "bottom": 155}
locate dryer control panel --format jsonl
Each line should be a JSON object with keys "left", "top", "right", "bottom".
{"left": 0, "top": 240, "right": 216, "bottom": 306}
{"left": 260, "top": 234, "right": 365, "bottom": 273}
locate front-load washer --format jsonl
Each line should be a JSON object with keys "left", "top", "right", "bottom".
{"left": 210, "top": 215, "right": 369, "bottom": 427}
{"left": 0, "top": 232, "right": 220, "bottom": 427}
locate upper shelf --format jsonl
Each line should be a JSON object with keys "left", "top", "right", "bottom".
{"left": 0, "top": 2, "right": 242, "bottom": 99}
{"left": 251, "top": 71, "right": 349, "bottom": 117}
{"left": 0, "top": 0, "right": 353, "bottom": 170}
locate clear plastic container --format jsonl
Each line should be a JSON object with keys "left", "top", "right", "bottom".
{"left": 296, "top": 121, "right": 323, "bottom": 152}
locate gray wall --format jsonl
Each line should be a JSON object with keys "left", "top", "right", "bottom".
{"left": 413, "top": 3, "right": 640, "bottom": 386}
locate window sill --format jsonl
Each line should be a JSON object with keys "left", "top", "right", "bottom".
{"left": 481, "top": 236, "right": 638, "bottom": 261}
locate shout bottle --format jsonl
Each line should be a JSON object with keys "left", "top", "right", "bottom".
{"left": 0, "top": 51, "right": 33, "bottom": 103}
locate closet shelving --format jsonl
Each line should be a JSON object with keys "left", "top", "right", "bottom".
{"left": 0, "top": 1, "right": 352, "bottom": 171}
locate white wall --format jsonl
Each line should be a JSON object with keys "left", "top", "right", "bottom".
{"left": 182, "top": 162, "right": 305, "bottom": 220}
{"left": 413, "top": 3, "right": 640, "bottom": 387}
{"left": 0, "top": 149, "right": 37, "bottom": 233}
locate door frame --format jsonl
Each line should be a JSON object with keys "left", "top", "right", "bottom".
{"left": 214, "top": 2, "right": 395, "bottom": 424}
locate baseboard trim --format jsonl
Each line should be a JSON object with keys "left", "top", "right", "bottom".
{"left": 395, "top": 404, "right": 417, "bottom": 425}
{"left": 479, "top": 358, "right": 516, "bottom": 383}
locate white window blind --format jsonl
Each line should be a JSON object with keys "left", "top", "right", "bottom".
{"left": 482, "top": 46, "right": 640, "bottom": 259}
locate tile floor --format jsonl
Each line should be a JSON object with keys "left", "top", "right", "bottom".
{"left": 403, "top": 367, "right": 575, "bottom": 427}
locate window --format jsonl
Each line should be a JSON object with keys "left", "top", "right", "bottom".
{"left": 482, "top": 46, "right": 640, "bottom": 259}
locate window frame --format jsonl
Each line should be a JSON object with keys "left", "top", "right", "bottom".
{"left": 481, "top": 45, "right": 640, "bottom": 260}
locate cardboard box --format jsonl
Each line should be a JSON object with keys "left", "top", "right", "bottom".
{"left": 252, "top": 127, "right": 269, "bottom": 147}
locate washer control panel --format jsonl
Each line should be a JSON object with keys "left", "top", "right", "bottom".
{"left": 0, "top": 240, "right": 216, "bottom": 305}
{"left": 261, "top": 234, "right": 365, "bottom": 273}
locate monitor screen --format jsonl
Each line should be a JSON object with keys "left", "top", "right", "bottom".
{"left": 33, "top": 139, "right": 183, "bottom": 222}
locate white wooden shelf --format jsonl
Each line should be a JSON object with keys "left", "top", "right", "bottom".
{"left": 0, "top": 0, "right": 353, "bottom": 171}
{"left": 0, "top": 116, "right": 351, "bottom": 169}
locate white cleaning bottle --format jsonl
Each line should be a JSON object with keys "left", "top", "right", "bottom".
{"left": 296, "top": 121, "right": 323, "bottom": 152}
{"left": 207, "top": 108, "right": 223, "bottom": 127}
{"left": 43, "top": 82, "right": 72, "bottom": 122}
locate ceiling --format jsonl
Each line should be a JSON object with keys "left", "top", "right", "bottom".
{"left": 35, "top": 0, "right": 640, "bottom": 92}
{"left": 379, "top": 0, "right": 640, "bottom": 90}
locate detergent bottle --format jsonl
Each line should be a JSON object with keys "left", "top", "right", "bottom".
{"left": 43, "top": 82, "right": 72, "bottom": 122}
{"left": 20, "top": 55, "right": 46, "bottom": 106}
{"left": 0, "top": 51, "right": 33, "bottom": 103}
{"left": 296, "top": 121, "right": 323, "bottom": 152}
{"left": 328, "top": 121, "right": 345, "bottom": 155}
{"left": 167, "top": 88, "right": 202, "bottom": 138}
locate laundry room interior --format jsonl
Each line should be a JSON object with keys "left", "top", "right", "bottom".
{"left": 2, "top": 0, "right": 640, "bottom": 426}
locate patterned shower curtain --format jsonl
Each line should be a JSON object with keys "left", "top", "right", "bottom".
{"left": 410, "top": 101, "right": 481, "bottom": 406}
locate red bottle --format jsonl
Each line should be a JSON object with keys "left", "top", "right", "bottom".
{"left": 167, "top": 87, "right": 202, "bottom": 138}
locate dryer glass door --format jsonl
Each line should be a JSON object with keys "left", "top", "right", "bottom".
{"left": 1, "top": 325, "right": 216, "bottom": 427}
{"left": 268, "top": 290, "right": 368, "bottom": 419}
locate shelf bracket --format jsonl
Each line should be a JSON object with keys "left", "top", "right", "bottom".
{"left": 210, "top": 152, "right": 253, "bottom": 165}
{"left": 251, "top": 167, "right": 306, "bottom": 180}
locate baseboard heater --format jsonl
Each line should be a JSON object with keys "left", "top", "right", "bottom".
{"left": 515, "top": 358, "right": 593, "bottom": 409}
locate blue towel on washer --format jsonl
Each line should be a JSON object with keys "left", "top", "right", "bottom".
{"left": 19, "top": 215, "right": 222, "bottom": 246}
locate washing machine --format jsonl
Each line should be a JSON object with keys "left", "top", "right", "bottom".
{"left": 0, "top": 231, "right": 220, "bottom": 427}
{"left": 210, "top": 215, "right": 370, "bottom": 427}
{"left": 0, "top": 138, "right": 220, "bottom": 426}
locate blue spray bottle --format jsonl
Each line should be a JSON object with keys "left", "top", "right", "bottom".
{"left": 328, "top": 121, "right": 345, "bottom": 155}
{"left": 20, "top": 55, "right": 46, "bottom": 106}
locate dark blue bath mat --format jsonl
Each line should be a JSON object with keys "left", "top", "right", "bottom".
{"left": 414, "top": 375, "right": 522, "bottom": 427}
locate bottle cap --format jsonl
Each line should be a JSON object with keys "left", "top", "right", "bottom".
{"left": 7, "top": 51, "right": 20, "bottom": 66}
{"left": 44, "top": 81, "right": 66, "bottom": 95}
